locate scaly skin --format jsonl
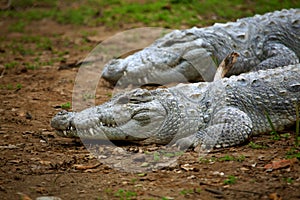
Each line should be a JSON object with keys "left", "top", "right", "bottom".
{"left": 102, "top": 9, "right": 300, "bottom": 86}
{"left": 51, "top": 64, "right": 300, "bottom": 149}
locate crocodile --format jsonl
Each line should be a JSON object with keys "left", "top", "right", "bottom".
{"left": 51, "top": 64, "right": 300, "bottom": 149}
{"left": 102, "top": 9, "right": 300, "bottom": 86}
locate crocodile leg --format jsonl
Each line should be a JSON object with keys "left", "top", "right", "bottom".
{"left": 175, "top": 106, "right": 253, "bottom": 150}
{"left": 253, "top": 43, "right": 299, "bottom": 71}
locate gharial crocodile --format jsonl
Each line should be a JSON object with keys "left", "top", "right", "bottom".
{"left": 51, "top": 64, "right": 300, "bottom": 149}
{"left": 102, "top": 9, "right": 300, "bottom": 86}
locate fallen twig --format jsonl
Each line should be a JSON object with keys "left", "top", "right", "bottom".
{"left": 214, "top": 52, "right": 239, "bottom": 81}
{"left": 73, "top": 163, "right": 101, "bottom": 170}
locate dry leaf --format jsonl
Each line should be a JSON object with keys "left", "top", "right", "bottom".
{"left": 269, "top": 192, "right": 282, "bottom": 200}
{"left": 264, "top": 158, "right": 297, "bottom": 170}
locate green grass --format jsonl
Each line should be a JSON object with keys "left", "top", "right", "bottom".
{"left": 4, "top": 61, "right": 18, "bottom": 69}
{"left": 265, "top": 111, "right": 280, "bottom": 140}
{"left": 283, "top": 177, "right": 293, "bottom": 184}
{"left": 286, "top": 148, "right": 300, "bottom": 159}
{"left": 8, "top": 43, "right": 34, "bottom": 56}
{"left": 218, "top": 155, "right": 245, "bottom": 162}
{"left": 1, "top": 0, "right": 299, "bottom": 29}
{"left": 16, "top": 83, "right": 23, "bottom": 90}
{"left": 61, "top": 102, "right": 71, "bottom": 109}
{"left": 153, "top": 151, "right": 160, "bottom": 162}
{"left": 8, "top": 21, "right": 26, "bottom": 32}
{"left": 25, "top": 63, "right": 39, "bottom": 70}
{"left": 5, "top": 84, "right": 14, "bottom": 90}
{"left": 223, "top": 175, "right": 238, "bottom": 185}
{"left": 0, "top": 83, "right": 22, "bottom": 90}
{"left": 180, "top": 188, "right": 199, "bottom": 195}
{"left": 248, "top": 141, "right": 267, "bottom": 149}
{"left": 114, "top": 189, "right": 137, "bottom": 200}
{"left": 36, "top": 37, "right": 53, "bottom": 51}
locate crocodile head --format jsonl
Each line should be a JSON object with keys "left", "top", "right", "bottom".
{"left": 51, "top": 89, "right": 174, "bottom": 142}
{"left": 102, "top": 29, "right": 217, "bottom": 86}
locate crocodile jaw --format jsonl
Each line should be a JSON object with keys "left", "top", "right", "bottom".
{"left": 101, "top": 30, "right": 214, "bottom": 86}
{"left": 51, "top": 89, "right": 168, "bottom": 141}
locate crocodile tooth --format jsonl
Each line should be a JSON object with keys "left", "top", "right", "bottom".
{"left": 143, "top": 77, "right": 148, "bottom": 83}
{"left": 89, "top": 128, "right": 95, "bottom": 135}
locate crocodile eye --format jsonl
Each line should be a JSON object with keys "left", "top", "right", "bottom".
{"left": 118, "top": 96, "right": 129, "bottom": 104}
{"left": 58, "top": 110, "right": 68, "bottom": 115}
{"left": 130, "top": 90, "right": 153, "bottom": 103}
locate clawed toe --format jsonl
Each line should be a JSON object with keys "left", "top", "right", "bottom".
{"left": 174, "top": 135, "right": 197, "bottom": 150}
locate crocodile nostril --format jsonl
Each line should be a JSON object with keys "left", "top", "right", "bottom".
{"left": 58, "top": 110, "right": 68, "bottom": 115}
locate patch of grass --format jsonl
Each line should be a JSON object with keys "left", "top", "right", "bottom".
{"left": 0, "top": 83, "right": 23, "bottom": 90}
{"left": 16, "top": 83, "right": 23, "bottom": 90}
{"left": 159, "top": 150, "right": 184, "bottom": 158}
{"left": 218, "top": 155, "right": 245, "bottom": 162}
{"left": 114, "top": 189, "right": 137, "bottom": 200}
{"left": 1, "top": 0, "right": 299, "bottom": 28}
{"left": 180, "top": 189, "right": 194, "bottom": 195}
{"left": 95, "top": 0, "right": 300, "bottom": 28}
{"left": 286, "top": 148, "right": 300, "bottom": 159}
{"left": 8, "top": 21, "right": 26, "bottom": 32}
{"left": 265, "top": 111, "right": 280, "bottom": 140}
{"left": 283, "top": 177, "right": 293, "bottom": 184}
{"left": 281, "top": 133, "right": 291, "bottom": 139}
{"left": 218, "top": 155, "right": 235, "bottom": 162}
{"left": 9, "top": 43, "right": 34, "bottom": 56}
{"left": 4, "top": 61, "right": 18, "bottom": 69}
{"left": 22, "top": 35, "right": 41, "bottom": 43}
{"left": 39, "top": 60, "right": 54, "bottom": 66}
{"left": 270, "top": 131, "right": 281, "bottom": 140}
{"left": 130, "top": 178, "right": 137, "bottom": 184}
{"left": 61, "top": 102, "right": 71, "bottom": 109}
{"left": 55, "top": 6, "right": 98, "bottom": 26}
{"left": 81, "top": 30, "right": 98, "bottom": 41}
{"left": 223, "top": 175, "right": 237, "bottom": 185}
{"left": 56, "top": 50, "right": 69, "bottom": 57}
{"left": 36, "top": 37, "right": 53, "bottom": 51}
{"left": 6, "top": 84, "right": 14, "bottom": 90}
{"left": 153, "top": 151, "right": 160, "bottom": 162}
{"left": 248, "top": 141, "right": 267, "bottom": 149}
{"left": 25, "top": 63, "right": 38, "bottom": 70}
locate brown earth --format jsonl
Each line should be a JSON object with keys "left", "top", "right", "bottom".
{"left": 0, "top": 16, "right": 300, "bottom": 200}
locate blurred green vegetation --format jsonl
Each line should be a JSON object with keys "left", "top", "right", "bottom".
{"left": 1, "top": 0, "right": 299, "bottom": 29}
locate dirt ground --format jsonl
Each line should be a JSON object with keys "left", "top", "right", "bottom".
{"left": 1, "top": 13, "right": 300, "bottom": 200}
